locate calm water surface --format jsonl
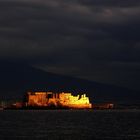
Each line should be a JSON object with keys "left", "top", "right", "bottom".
{"left": 0, "top": 110, "right": 140, "bottom": 140}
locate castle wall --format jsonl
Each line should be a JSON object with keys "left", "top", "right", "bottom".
{"left": 27, "top": 91, "right": 92, "bottom": 109}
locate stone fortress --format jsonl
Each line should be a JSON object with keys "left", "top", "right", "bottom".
{"left": 26, "top": 91, "right": 92, "bottom": 109}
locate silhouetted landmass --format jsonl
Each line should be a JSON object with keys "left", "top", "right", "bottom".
{"left": 0, "top": 60, "right": 140, "bottom": 104}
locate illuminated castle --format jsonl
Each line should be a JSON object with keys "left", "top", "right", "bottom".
{"left": 26, "top": 91, "right": 92, "bottom": 109}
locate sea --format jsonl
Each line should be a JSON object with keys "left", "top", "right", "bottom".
{"left": 0, "top": 110, "right": 140, "bottom": 140}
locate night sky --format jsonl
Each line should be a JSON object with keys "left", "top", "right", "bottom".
{"left": 0, "top": 0, "right": 140, "bottom": 91}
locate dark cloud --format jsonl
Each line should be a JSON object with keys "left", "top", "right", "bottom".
{"left": 0, "top": 0, "right": 140, "bottom": 90}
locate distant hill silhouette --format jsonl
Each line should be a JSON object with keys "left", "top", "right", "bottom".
{"left": 0, "top": 61, "right": 140, "bottom": 104}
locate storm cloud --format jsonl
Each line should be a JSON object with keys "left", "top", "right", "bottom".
{"left": 0, "top": 0, "right": 140, "bottom": 90}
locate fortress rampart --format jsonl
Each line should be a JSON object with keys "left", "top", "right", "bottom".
{"left": 26, "top": 91, "right": 92, "bottom": 109}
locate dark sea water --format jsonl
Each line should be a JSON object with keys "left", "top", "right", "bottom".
{"left": 0, "top": 110, "right": 140, "bottom": 140}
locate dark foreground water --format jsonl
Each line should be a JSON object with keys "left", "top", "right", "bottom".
{"left": 0, "top": 110, "right": 140, "bottom": 140}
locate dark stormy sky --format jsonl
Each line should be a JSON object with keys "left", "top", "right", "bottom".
{"left": 0, "top": 0, "right": 140, "bottom": 91}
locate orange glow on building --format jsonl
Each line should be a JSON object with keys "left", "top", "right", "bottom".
{"left": 26, "top": 91, "right": 92, "bottom": 109}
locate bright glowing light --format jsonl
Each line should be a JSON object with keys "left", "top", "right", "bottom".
{"left": 27, "top": 91, "right": 92, "bottom": 109}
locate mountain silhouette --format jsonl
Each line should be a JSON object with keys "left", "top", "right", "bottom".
{"left": 0, "top": 60, "right": 140, "bottom": 104}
